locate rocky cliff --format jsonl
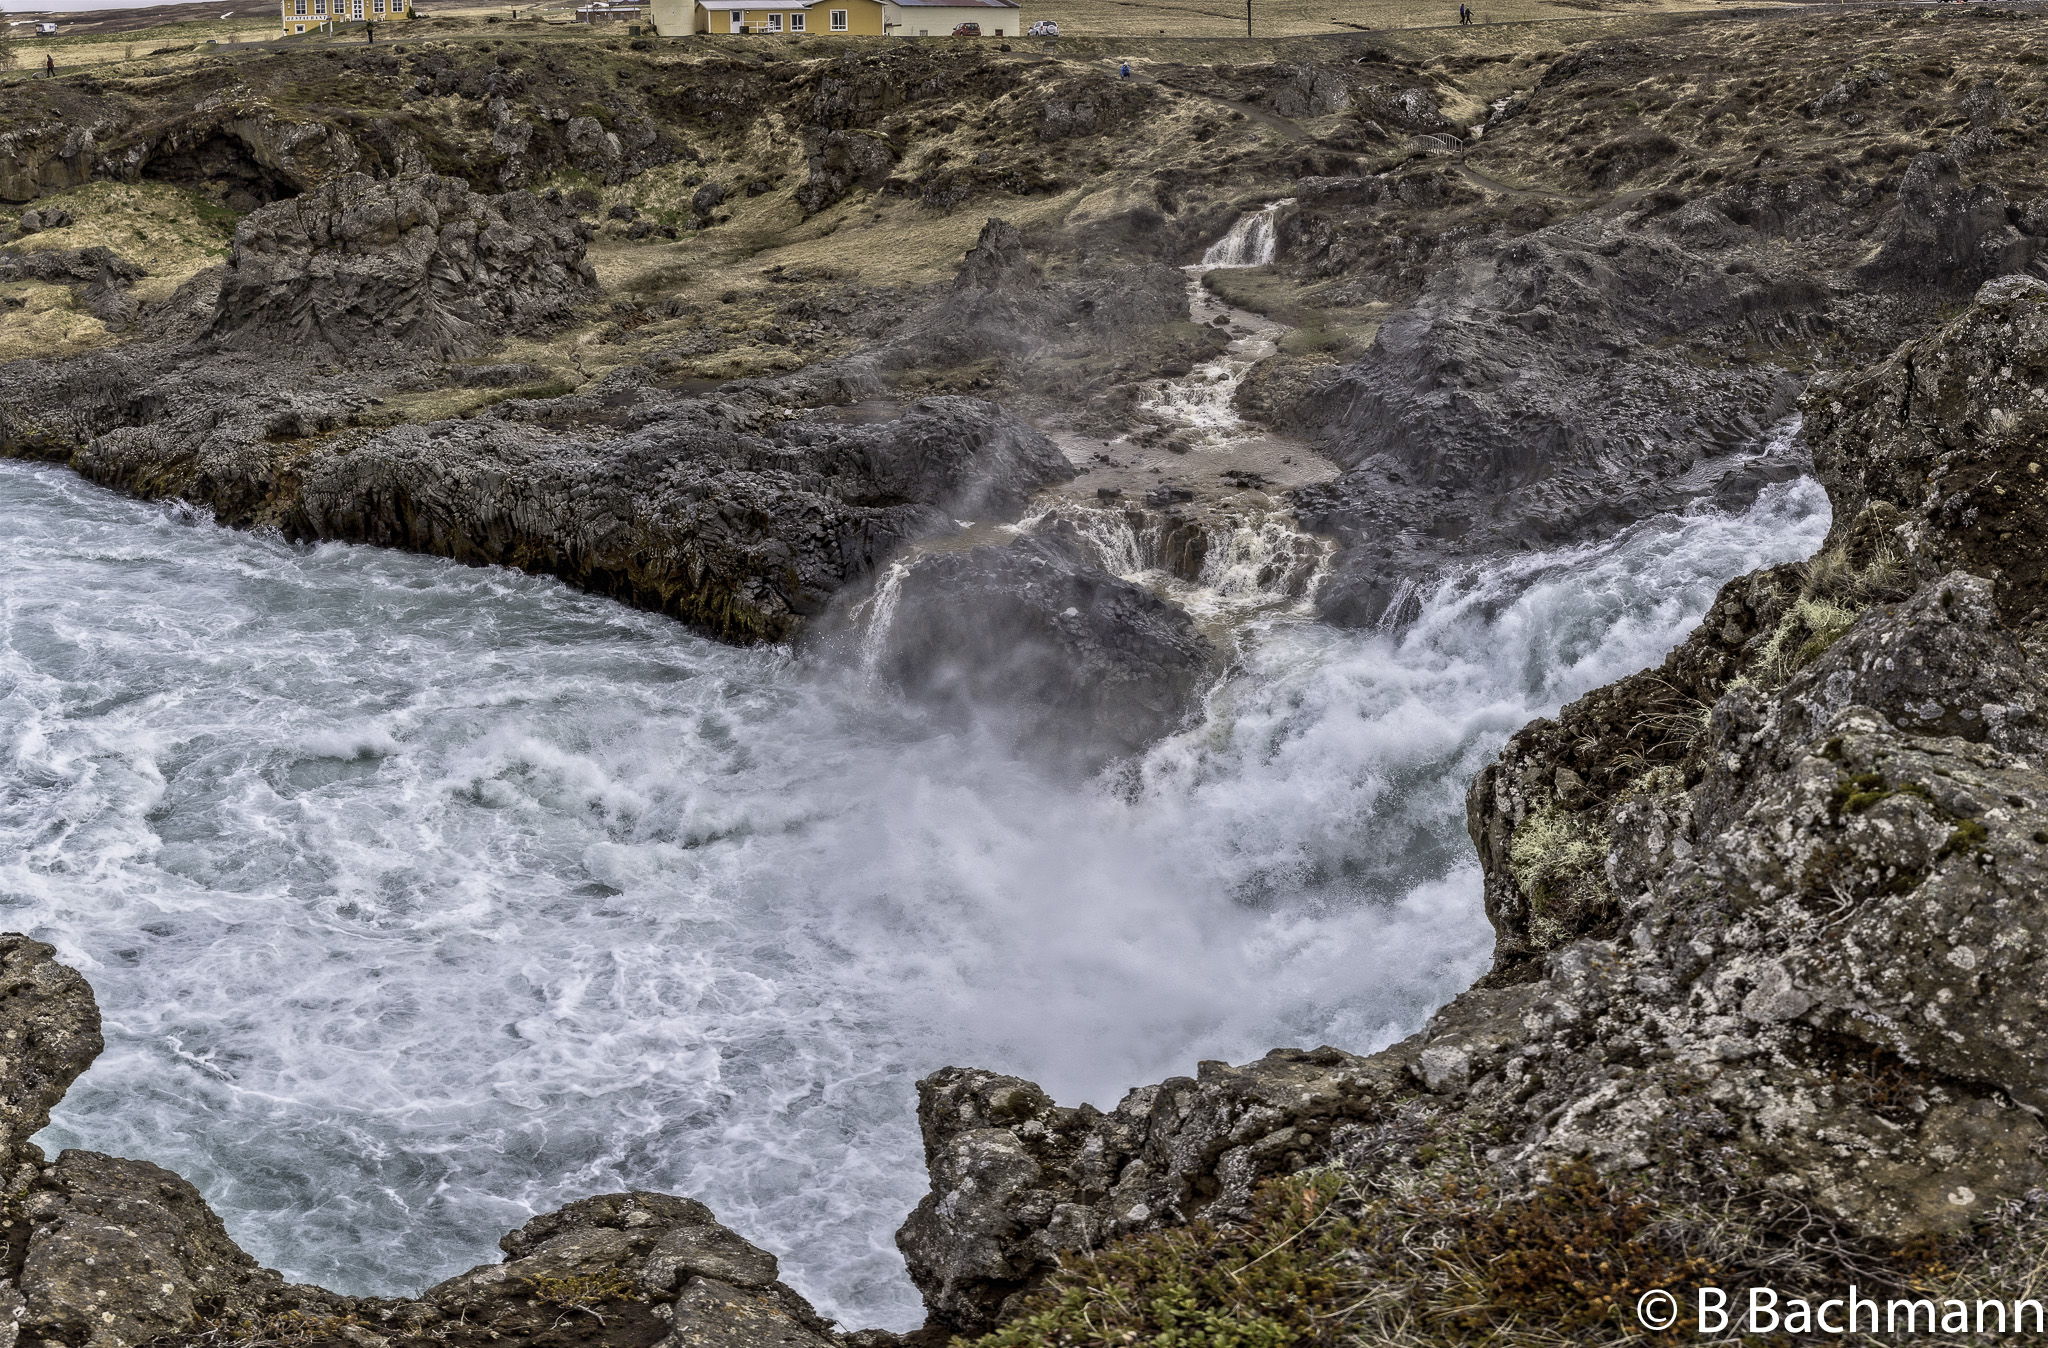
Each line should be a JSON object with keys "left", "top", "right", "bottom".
{"left": 0, "top": 178, "right": 1077, "bottom": 646}
{"left": 207, "top": 173, "right": 598, "bottom": 360}
{"left": 892, "top": 278, "right": 2048, "bottom": 1339}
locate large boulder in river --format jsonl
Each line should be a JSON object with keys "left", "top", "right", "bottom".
{"left": 870, "top": 531, "right": 1214, "bottom": 771}
{"left": 207, "top": 172, "right": 597, "bottom": 360}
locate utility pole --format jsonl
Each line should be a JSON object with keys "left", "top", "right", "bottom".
{"left": 1245, "top": 0, "right": 1250, "bottom": 36}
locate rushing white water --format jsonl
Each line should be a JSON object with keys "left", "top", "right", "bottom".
{"left": 1201, "top": 199, "right": 1292, "bottom": 269}
{"left": 1133, "top": 200, "right": 1296, "bottom": 456}
{"left": 0, "top": 459, "right": 1828, "bottom": 1328}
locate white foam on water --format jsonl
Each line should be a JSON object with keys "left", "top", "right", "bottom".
{"left": 0, "top": 459, "right": 1829, "bottom": 1329}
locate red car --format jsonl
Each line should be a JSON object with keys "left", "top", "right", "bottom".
{"left": 951, "top": 21, "right": 980, "bottom": 34}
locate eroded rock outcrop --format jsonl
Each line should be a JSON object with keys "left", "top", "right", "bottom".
{"left": 866, "top": 530, "right": 1215, "bottom": 773}
{"left": 897, "top": 278, "right": 2048, "bottom": 1332}
{"left": 207, "top": 172, "right": 598, "bottom": 360}
{"left": 1289, "top": 151, "right": 2048, "bottom": 628}
{"left": 0, "top": 328, "right": 1069, "bottom": 643}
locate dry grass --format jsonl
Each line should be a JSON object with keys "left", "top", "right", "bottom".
{"left": 7, "top": 180, "right": 237, "bottom": 295}
{"left": 0, "top": 281, "right": 119, "bottom": 363}
{"left": 0, "top": 180, "right": 237, "bottom": 363}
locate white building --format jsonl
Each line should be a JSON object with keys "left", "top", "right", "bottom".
{"left": 280, "top": 0, "right": 410, "bottom": 35}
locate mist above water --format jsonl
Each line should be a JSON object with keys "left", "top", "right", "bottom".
{"left": 0, "top": 459, "right": 1828, "bottom": 1328}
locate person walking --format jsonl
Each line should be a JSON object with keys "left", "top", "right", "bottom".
{"left": 42, "top": 53, "right": 55, "bottom": 77}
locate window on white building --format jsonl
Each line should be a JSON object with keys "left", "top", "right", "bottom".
{"left": 829, "top": 8, "right": 845, "bottom": 26}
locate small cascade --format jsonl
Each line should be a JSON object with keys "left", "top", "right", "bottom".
{"left": 1133, "top": 200, "right": 1297, "bottom": 457}
{"left": 1012, "top": 498, "right": 1331, "bottom": 627}
{"left": 853, "top": 557, "right": 912, "bottom": 679}
{"left": 1194, "top": 513, "right": 1331, "bottom": 607}
{"left": 857, "top": 198, "right": 1329, "bottom": 653}
{"left": 1200, "top": 199, "right": 1292, "bottom": 269}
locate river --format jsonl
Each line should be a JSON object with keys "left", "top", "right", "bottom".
{"left": 0, "top": 451, "right": 1827, "bottom": 1326}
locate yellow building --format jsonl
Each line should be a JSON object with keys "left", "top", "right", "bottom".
{"left": 660, "top": 0, "right": 1020, "bottom": 35}
{"left": 280, "top": 0, "right": 411, "bottom": 35}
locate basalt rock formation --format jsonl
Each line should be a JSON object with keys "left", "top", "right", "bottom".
{"left": 207, "top": 173, "right": 598, "bottom": 360}
{"left": 895, "top": 279, "right": 2048, "bottom": 1333}
{"left": 0, "top": 340, "right": 1070, "bottom": 643}
{"left": 0, "top": 190, "right": 1074, "bottom": 646}
{"left": 1284, "top": 139, "right": 2048, "bottom": 627}
{"left": 1254, "top": 17, "right": 2048, "bottom": 630}
{"left": 866, "top": 529, "right": 1215, "bottom": 774}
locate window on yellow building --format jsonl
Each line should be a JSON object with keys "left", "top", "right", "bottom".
{"left": 789, "top": 10, "right": 803, "bottom": 27}
{"left": 294, "top": 0, "right": 306, "bottom": 13}
{"left": 829, "top": 7, "right": 844, "bottom": 26}
{"left": 766, "top": 11, "right": 780, "bottom": 26}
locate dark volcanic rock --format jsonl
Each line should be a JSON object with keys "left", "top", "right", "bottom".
{"left": 0, "top": 344, "right": 1070, "bottom": 645}
{"left": 1287, "top": 141, "right": 2048, "bottom": 629}
{"left": 1864, "top": 152, "right": 2042, "bottom": 290}
{"left": 888, "top": 217, "right": 1187, "bottom": 372}
{"left": 18, "top": 1150, "right": 279, "bottom": 1345}
{"left": 1292, "top": 202, "right": 1810, "bottom": 627}
{"left": 794, "top": 127, "right": 895, "bottom": 216}
{"left": 1805, "top": 272, "right": 2048, "bottom": 622}
{"left": 897, "top": 1051, "right": 1410, "bottom": 1333}
{"left": 869, "top": 532, "right": 1214, "bottom": 772}
{"left": 427, "top": 1192, "right": 835, "bottom": 1347}
{"left": 207, "top": 172, "right": 598, "bottom": 360}
{"left": 0, "top": 936, "right": 102, "bottom": 1176}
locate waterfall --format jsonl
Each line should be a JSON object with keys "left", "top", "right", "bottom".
{"left": 1, "top": 459, "right": 1831, "bottom": 1330}
{"left": 1199, "top": 198, "right": 1294, "bottom": 270}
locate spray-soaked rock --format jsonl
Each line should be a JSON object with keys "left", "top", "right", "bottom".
{"left": 0, "top": 936, "right": 102, "bottom": 1177}
{"left": 208, "top": 172, "right": 598, "bottom": 360}
{"left": 869, "top": 531, "right": 1214, "bottom": 772}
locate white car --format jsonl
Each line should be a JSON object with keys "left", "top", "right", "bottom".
{"left": 1027, "top": 19, "right": 1058, "bottom": 35}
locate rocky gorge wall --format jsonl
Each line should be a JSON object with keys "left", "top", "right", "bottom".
{"left": 889, "top": 277, "right": 2048, "bottom": 1337}
{"left": 0, "top": 277, "right": 2038, "bottom": 1348}
{"left": 6, "top": 12, "right": 2048, "bottom": 1343}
